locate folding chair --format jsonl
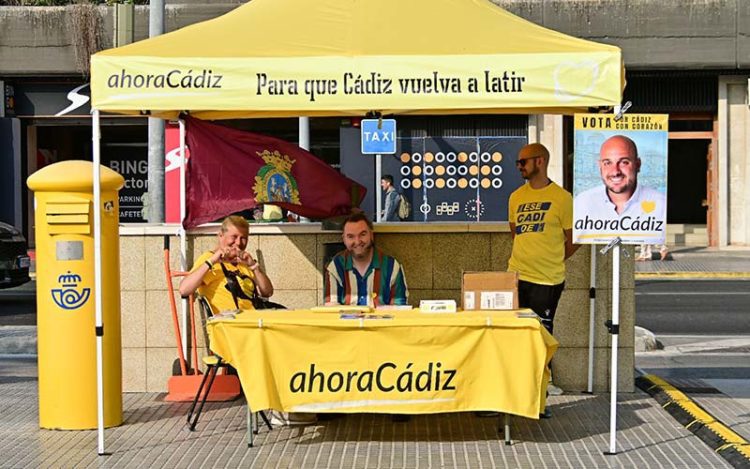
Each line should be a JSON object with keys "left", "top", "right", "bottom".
{"left": 186, "top": 295, "right": 273, "bottom": 446}
{"left": 163, "top": 235, "right": 240, "bottom": 402}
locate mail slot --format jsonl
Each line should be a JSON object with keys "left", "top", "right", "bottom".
{"left": 45, "top": 199, "right": 91, "bottom": 234}
{"left": 27, "top": 160, "right": 125, "bottom": 430}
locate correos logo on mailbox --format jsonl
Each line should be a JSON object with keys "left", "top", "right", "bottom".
{"left": 51, "top": 271, "right": 91, "bottom": 310}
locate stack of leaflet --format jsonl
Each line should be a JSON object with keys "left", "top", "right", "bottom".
{"left": 516, "top": 310, "right": 541, "bottom": 319}
{"left": 339, "top": 312, "right": 394, "bottom": 320}
{"left": 419, "top": 300, "right": 457, "bottom": 313}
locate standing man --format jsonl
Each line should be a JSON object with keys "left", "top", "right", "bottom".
{"left": 380, "top": 174, "right": 400, "bottom": 222}
{"left": 324, "top": 212, "right": 408, "bottom": 306}
{"left": 508, "top": 143, "right": 579, "bottom": 407}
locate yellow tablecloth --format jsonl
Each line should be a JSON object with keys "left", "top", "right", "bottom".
{"left": 207, "top": 309, "right": 557, "bottom": 419}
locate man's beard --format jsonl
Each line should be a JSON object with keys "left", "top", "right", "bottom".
{"left": 351, "top": 241, "right": 374, "bottom": 259}
{"left": 606, "top": 179, "right": 636, "bottom": 195}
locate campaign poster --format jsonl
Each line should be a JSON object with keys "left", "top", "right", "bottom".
{"left": 573, "top": 114, "right": 668, "bottom": 245}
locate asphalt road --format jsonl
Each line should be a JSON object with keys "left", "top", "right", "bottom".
{"left": 635, "top": 279, "right": 750, "bottom": 335}
{"left": 0, "top": 280, "right": 35, "bottom": 326}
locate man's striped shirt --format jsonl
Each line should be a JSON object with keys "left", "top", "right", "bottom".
{"left": 323, "top": 248, "right": 408, "bottom": 306}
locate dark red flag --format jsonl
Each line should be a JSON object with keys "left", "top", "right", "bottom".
{"left": 183, "top": 116, "right": 366, "bottom": 228}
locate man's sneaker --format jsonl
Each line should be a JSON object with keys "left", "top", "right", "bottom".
{"left": 270, "top": 411, "right": 317, "bottom": 426}
{"left": 547, "top": 382, "right": 564, "bottom": 396}
{"left": 539, "top": 408, "right": 552, "bottom": 419}
{"left": 475, "top": 411, "right": 500, "bottom": 417}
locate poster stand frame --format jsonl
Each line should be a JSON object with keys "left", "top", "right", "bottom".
{"left": 600, "top": 236, "right": 622, "bottom": 456}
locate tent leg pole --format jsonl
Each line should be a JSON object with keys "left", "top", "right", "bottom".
{"left": 178, "top": 119, "right": 189, "bottom": 364}
{"left": 92, "top": 109, "right": 107, "bottom": 456}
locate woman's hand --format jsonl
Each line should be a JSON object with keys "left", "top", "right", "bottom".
{"left": 235, "top": 250, "right": 258, "bottom": 268}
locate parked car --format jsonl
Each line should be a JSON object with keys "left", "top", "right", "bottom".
{"left": 0, "top": 222, "right": 31, "bottom": 289}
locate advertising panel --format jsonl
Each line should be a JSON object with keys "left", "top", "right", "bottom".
{"left": 384, "top": 137, "right": 526, "bottom": 222}
{"left": 573, "top": 114, "right": 668, "bottom": 245}
{"left": 103, "top": 144, "right": 148, "bottom": 222}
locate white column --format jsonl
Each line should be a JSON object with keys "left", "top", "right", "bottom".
{"left": 299, "top": 117, "right": 310, "bottom": 150}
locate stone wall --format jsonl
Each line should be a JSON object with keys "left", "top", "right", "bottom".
{"left": 2, "top": 1, "right": 749, "bottom": 75}
{"left": 118, "top": 223, "right": 634, "bottom": 394}
{"left": 726, "top": 81, "right": 750, "bottom": 245}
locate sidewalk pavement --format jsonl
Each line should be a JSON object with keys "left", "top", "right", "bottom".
{"left": 0, "top": 355, "right": 735, "bottom": 468}
{"left": 635, "top": 246, "right": 750, "bottom": 279}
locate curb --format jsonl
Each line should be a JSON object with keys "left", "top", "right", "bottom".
{"left": 635, "top": 272, "right": 750, "bottom": 280}
{"left": 636, "top": 374, "right": 750, "bottom": 468}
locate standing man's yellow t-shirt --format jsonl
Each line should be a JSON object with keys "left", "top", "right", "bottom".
{"left": 508, "top": 182, "right": 573, "bottom": 285}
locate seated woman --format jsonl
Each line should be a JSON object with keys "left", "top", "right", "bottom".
{"left": 179, "top": 215, "right": 273, "bottom": 312}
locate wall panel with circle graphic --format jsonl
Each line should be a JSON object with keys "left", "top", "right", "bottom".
{"left": 386, "top": 137, "right": 526, "bottom": 222}
{"left": 340, "top": 122, "right": 527, "bottom": 222}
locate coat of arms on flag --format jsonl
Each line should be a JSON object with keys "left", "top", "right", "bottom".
{"left": 252, "top": 150, "right": 301, "bottom": 205}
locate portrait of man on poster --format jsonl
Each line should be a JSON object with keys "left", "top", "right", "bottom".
{"left": 573, "top": 134, "right": 666, "bottom": 244}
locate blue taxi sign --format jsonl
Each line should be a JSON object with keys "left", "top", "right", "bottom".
{"left": 361, "top": 119, "right": 397, "bottom": 155}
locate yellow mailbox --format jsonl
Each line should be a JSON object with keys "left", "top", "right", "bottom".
{"left": 27, "top": 160, "right": 125, "bottom": 430}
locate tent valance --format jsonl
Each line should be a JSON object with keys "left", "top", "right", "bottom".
{"left": 90, "top": 0, "right": 624, "bottom": 119}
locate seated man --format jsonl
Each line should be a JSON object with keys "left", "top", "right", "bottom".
{"left": 323, "top": 212, "right": 410, "bottom": 422}
{"left": 324, "top": 212, "right": 409, "bottom": 307}
{"left": 179, "top": 215, "right": 274, "bottom": 312}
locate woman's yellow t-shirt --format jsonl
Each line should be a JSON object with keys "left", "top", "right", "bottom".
{"left": 192, "top": 251, "right": 256, "bottom": 312}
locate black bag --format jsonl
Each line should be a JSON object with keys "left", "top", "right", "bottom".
{"left": 251, "top": 296, "right": 287, "bottom": 310}
{"left": 220, "top": 262, "right": 286, "bottom": 310}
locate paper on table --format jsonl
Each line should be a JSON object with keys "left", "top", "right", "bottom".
{"left": 311, "top": 305, "right": 373, "bottom": 313}
{"left": 339, "top": 313, "right": 395, "bottom": 320}
{"left": 375, "top": 305, "right": 413, "bottom": 311}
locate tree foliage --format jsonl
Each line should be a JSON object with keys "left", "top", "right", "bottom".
{"left": 1, "top": 0, "right": 149, "bottom": 5}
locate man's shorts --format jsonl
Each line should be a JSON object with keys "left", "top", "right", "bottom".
{"left": 518, "top": 280, "right": 565, "bottom": 334}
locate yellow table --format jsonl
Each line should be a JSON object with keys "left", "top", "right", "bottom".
{"left": 208, "top": 308, "right": 557, "bottom": 435}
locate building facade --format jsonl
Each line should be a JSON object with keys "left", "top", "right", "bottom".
{"left": 2, "top": 0, "right": 749, "bottom": 246}
{"left": 5, "top": 0, "right": 744, "bottom": 392}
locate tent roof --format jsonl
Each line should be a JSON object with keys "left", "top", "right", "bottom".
{"left": 91, "top": 0, "right": 624, "bottom": 119}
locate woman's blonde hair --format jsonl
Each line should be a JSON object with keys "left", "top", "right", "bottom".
{"left": 220, "top": 215, "right": 250, "bottom": 233}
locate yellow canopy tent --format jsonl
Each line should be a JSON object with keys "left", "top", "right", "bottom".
{"left": 91, "top": 0, "right": 623, "bottom": 118}
{"left": 87, "top": 0, "right": 625, "bottom": 454}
